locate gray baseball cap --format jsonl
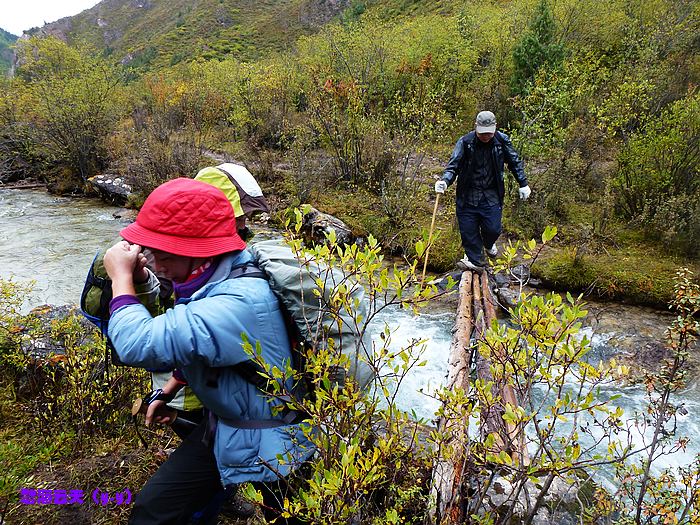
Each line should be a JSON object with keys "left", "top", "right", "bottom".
{"left": 475, "top": 111, "right": 497, "bottom": 133}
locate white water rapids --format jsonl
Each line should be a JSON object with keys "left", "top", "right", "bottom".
{"left": 2, "top": 187, "right": 698, "bottom": 484}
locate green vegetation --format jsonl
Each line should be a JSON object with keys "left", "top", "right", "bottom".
{"left": 28, "top": 0, "right": 357, "bottom": 71}
{"left": 1, "top": 0, "right": 699, "bottom": 303}
{"left": 9, "top": 38, "right": 123, "bottom": 189}
{"left": 2, "top": 4, "right": 699, "bottom": 521}
{"left": 510, "top": 0, "right": 564, "bottom": 95}
{"left": 2, "top": 232, "right": 699, "bottom": 524}
{"left": 0, "top": 28, "right": 17, "bottom": 76}
{"left": 0, "top": 279, "right": 152, "bottom": 524}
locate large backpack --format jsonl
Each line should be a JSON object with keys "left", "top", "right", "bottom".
{"left": 211, "top": 239, "right": 375, "bottom": 429}
{"left": 79, "top": 250, "right": 172, "bottom": 367}
{"left": 80, "top": 250, "right": 113, "bottom": 337}
{"left": 238, "top": 239, "right": 375, "bottom": 392}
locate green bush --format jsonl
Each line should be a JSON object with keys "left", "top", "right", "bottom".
{"left": 611, "top": 93, "right": 700, "bottom": 251}
{"left": 241, "top": 225, "right": 450, "bottom": 524}
{"left": 13, "top": 37, "right": 124, "bottom": 188}
{"left": 642, "top": 193, "right": 700, "bottom": 258}
{"left": 0, "top": 279, "right": 148, "bottom": 444}
{"left": 510, "top": 0, "right": 565, "bottom": 96}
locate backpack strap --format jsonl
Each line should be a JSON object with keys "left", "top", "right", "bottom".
{"left": 227, "top": 262, "right": 268, "bottom": 281}
{"left": 205, "top": 261, "right": 310, "bottom": 428}
{"left": 218, "top": 408, "right": 308, "bottom": 429}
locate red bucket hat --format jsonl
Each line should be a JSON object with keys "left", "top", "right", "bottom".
{"left": 120, "top": 178, "right": 246, "bottom": 257}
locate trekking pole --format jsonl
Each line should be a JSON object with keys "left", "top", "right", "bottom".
{"left": 421, "top": 193, "right": 440, "bottom": 288}
{"left": 131, "top": 397, "right": 197, "bottom": 446}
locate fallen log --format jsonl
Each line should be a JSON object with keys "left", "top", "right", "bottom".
{"left": 427, "top": 271, "right": 530, "bottom": 524}
{"left": 427, "top": 271, "right": 473, "bottom": 524}
{"left": 473, "top": 273, "right": 508, "bottom": 448}
{"left": 479, "top": 274, "right": 529, "bottom": 466}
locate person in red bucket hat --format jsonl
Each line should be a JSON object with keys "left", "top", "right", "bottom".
{"left": 103, "top": 178, "right": 312, "bottom": 525}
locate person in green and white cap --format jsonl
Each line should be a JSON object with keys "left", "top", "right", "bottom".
{"left": 435, "top": 110, "right": 531, "bottom": 272}
{"left": 195, "top": 163, "right": 270, "bottom": 241}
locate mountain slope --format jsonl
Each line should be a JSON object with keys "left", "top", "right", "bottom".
{"left": 26, "top": 0, "right": 354, "bottom": 70}
{"left": 0, "top": 28, "right": 18, "bottom": 75}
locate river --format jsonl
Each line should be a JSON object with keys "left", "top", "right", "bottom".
{"left": 1, "top": 188, "right": 698, "bottom": 482}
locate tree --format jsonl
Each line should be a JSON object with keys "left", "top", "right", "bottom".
{"left": 510, "top": 0, "right": 565, "bottom": 96}
{"left": 14, "top": 36, "right": 123, "bottom": 188}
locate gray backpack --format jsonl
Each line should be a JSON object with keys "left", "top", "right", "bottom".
{"left": 226, "top": 240, "right": 375, "bottom": 424}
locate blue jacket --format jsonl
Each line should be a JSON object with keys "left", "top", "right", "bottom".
{"left": 441, "top": 131, "right": 528, "bottom": 209}
{"left": 109, "top": 249, "right": 315, "bottom": 484}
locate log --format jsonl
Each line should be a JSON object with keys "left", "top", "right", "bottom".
{"left": 427, "top": 271, "right": 473, "bottom": 524}
{"left": 473, "top": 274, "right": 507, "bottom": 447}
{"left": 480, "top": 275, "right": 529, "bottom": 466}
{"left": 427, "top": 272, "right": 530, "bottom": 525}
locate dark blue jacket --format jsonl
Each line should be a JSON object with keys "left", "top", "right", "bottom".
{"left": 441, "top": 131, "right": 528, "bottom": 209}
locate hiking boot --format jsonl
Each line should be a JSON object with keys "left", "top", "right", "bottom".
{"left": 219, "top": 491, "right": 256, "bottom": 519}
{"left": 456, "top": 255, "right": 485, "bottom": 273}
{"left": 485, "top": 244, "right": 498, "bottom": 257}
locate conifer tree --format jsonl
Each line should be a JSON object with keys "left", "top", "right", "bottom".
{"left": 510, "top": 0, "right": 564, "bottom": 96}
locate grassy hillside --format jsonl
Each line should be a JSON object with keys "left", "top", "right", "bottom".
{"left": 0, "top": 28, "right": 17, "bottom": 76}
{"left": 27, "top": 0, "right": 463, "bottom": 72}
{"left": 27, "top": 0, "right": 357, "bottom": 71}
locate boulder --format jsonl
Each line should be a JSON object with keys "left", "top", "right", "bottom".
{"left": 19, "top": 304, "right": 96, "bottom": 359}
{"left": 496, "top": 287, "right": 519, "bottom": 309}
{"left": 14, "top": 304, "right": 101, "bottom": 399}
{"left": 510, "top": 264, "right": 531, "bottom": 284}
{"left": 88, "top": 174, "right": 133, "bottom": 205}
{"left": 300, "top": 205, "right": 354, "bottom": 246}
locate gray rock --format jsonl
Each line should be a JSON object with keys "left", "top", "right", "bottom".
{"left": 492, "top": 271, "right": 511, "bottom": 288}
{"left": 300, "top": 205, "right": 354, "bottom": 246}
{"left": 510, "top": 264, "right": 531, "bottom": 283}
{"left": 19, "top": 304, "right": 96, "bottom": 359}
{"left": 497, "top": 287, "right": 519, "bottom": 309}
{"left": 88, "top": 173, "right": 133, "bottom": 205}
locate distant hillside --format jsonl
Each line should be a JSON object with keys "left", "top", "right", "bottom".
{"left": 22, "top": 0, "right": 458, "bottom": 72}
{"left": 24, "top": 0, "right": 358, "bottom": 71}
{"left": 0, "top": 28, "right": 17, "bottom": 76}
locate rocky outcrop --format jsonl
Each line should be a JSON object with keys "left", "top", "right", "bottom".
{"left": 298, "top": 0, "right": 351, "bottom": 28}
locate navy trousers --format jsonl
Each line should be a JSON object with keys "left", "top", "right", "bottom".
{"left": 128, "top": 421, "right": 305, "bottom": 524}
{"left": 456, "top": 203, "right": 502, "bottom": 266}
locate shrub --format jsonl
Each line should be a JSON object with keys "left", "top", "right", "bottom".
{"left": 0, "top": 279, "right": 148, "bottom": 445}
{"left": 242, "top": 220, "right": 453, "bottom": 524}
{"left": 0, "top": 81, "right": 47, "bottom": 183}
{"left": 510, "top": 0, "right": 565, "bottom": 96}
{"left": 13, "top": 37, "right": 123, "bottom": 188}
{"left": 642, "top": 193, "right": 700, "bottom": 258}
{"left": 611, "top": 92, "right": 700, "bottom": 248}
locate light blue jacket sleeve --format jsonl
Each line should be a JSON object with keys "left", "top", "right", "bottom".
{"left": 108, "top": 288, "right": 264, "bottom": 370}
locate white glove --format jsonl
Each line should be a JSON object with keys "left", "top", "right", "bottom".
{"left": 435, "top": 180, "right": 447, "bottom": 194}
{"left": 518, "top": 185, "right": 531, "bottom": 200}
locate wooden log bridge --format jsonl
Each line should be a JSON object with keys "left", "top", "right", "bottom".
{"left": 427, "top": 270, "right": 528, "bottom": 524}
